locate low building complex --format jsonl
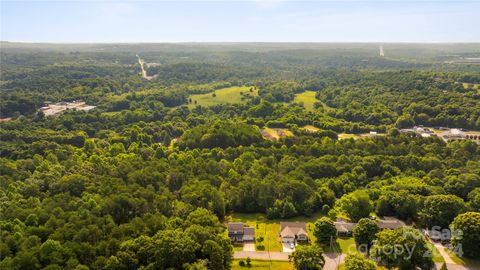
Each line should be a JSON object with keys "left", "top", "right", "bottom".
{"left": 38, "top": 101, "right": 96, "bottom": 117}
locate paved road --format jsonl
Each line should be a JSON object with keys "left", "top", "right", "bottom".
{"left": 323, "top": 253, "right": 346, "bottom": 270}
{"left": 233, "top": 251, "right": 345, "bottom": 270}
{"left": 234, "top": 251, "right": 290, "bottom": 261}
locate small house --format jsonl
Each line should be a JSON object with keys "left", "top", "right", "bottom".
{"left": 280, "top": 222, "right": 308, "bottom": 243}
{"left": 334, "top": 221, "right": 356, "bottom": 236}
{"left": 227, "top": 222, "right": 255, "bottom": 242}
{"left": 377, "top": 217, "right": 405, "bottom": 230}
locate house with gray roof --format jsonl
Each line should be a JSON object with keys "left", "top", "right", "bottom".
{"left": 334, "top": 221, "right": 356, "bottom": 236}
{"left": 279, "top": 222, "right": 308, "bottom": 243}
{"left": 227, "top": 222, "right": 255, "bottom": 242}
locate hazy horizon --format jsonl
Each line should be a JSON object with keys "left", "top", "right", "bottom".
{"left": 1, "top": 0, "right": 480, "bottom": 43}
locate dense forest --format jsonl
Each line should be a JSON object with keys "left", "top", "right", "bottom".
{"left": 1, "top": 43, "right": 480, "bottom": 270}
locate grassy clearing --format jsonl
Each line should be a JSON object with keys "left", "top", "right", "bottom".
{"left": 232, "top": 259, "right": 293, "bottom": 270}
{"left": 338, "top": 133, "right": 363, "bottom": 140}
{"left": 301, "top": 125, "right": 320, "bottom": 132}
{"left": 188, "top": 86, "right": 257, "bottom": 108}
{"left": 101, "top": 111, "right": 121, "bottom": 117}
{"left": 260, "top": 128, "right": 294, "bottom": 140}
{"left": 462, "top": 83, "right": 480, "bottom": 89}
{"left": 293, "top": 91, "right": 318, "bottom": 111}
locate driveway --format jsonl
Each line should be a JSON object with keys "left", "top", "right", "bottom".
{"left": 433, "top": 242, "right": 455, "bottom": 264}
{"left": 429, "top": 240, "right": 480, "bottom": 270}
{"left": 243, "top": 241, "right": 255, "bottom": 252}
{"left": 282, "top": 243, "right": 295, "bottom": 253}
{"left": 323, "top": 253, "right": 345, "bottom": 270}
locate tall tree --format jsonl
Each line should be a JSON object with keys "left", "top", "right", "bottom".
{"left": 450, "top": 212, "right": 480, "bottom": 258}
{"left": 289, "top": 245, "right": 325, "bottom": 270}
{"left": 352, "top": 218, "right": 379, "bottom": 247}
{"left": 313, "top": 217, "right": 337, "bottom": 245}
{"left": 370, "top": 227, "right": 433, "bottom": 270}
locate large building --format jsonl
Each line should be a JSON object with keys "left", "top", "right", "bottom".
{"left": 38, "top": 101, "right": 96, "bottom": 117}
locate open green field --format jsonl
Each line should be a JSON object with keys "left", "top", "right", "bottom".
{"left": 293, "top": 91, "right": 318, "bottom": 111}
{"left": 188, "top": 86, "right": 258, "bottom": 108}
{"left": 260, "top": 128, "right": 294, "bottom": 140}
{"left": 232, "top": 259, "right": 293, "bottom": 270}
{"left": 338, "top": 133, "right": 364, "bottom": 140}
{"left": 301, "top": 125, "right": 320, "bottom": 132}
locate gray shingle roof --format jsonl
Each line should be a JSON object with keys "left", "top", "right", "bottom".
{"left": 280, "top": 222, "right": 308, "bottom": 237}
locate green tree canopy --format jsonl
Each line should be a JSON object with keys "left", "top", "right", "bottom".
{"left": 450, "top": 212, "right": 480, "bottom": 258}
{"left": 289, "top": 245, "right": 325, "bottom": 270}
{"left": 313, "top": 217, "right": 337, "bottom": 245}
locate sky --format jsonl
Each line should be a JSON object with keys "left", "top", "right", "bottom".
{"left": 1, "top": 0, "right": 479, "bottom": 43}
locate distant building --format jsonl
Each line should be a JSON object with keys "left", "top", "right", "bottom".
{"left": 280, "top": 222, "right": 308, "bottom": 243}
{"left": 38, "top": 101, "right": 96, "bottom": 117}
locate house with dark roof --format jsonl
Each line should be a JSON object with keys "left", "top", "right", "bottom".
{"left": 376, "top": 217, "right": 405, "bottom": 230}
{"left": 334, "top": 221, "right": 356, "bottom": 236}
{"left": 227, "top": 222, "right": 255, "bottom": 242}
{"left": 332, "top": 217, "right": 406, "bottom": 237}
{"left": 279, "top": 222, "right": 308, "bottom": 243}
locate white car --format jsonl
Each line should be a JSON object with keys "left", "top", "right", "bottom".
{"left": 290, "top": 243, "right": 295, "bottom": 249}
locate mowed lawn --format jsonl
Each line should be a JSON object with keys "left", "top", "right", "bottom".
{"left": 229, "top": 212, "right": 325, "bottom": 252}
{"left": 189, "top": 86, "right": 257, "bottom": 108}
{"left": 232, "top": 260, "right": 293, "bottom": 270}
{"left": 229, "top": 213, "right": 282, "bottom": 252}
{"left": 293, "top": 91, "right": 318, "bottom": 111}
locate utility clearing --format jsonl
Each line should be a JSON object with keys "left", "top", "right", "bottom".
{"left": 188, "top": 86, "right": 258, "bottom": 107}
